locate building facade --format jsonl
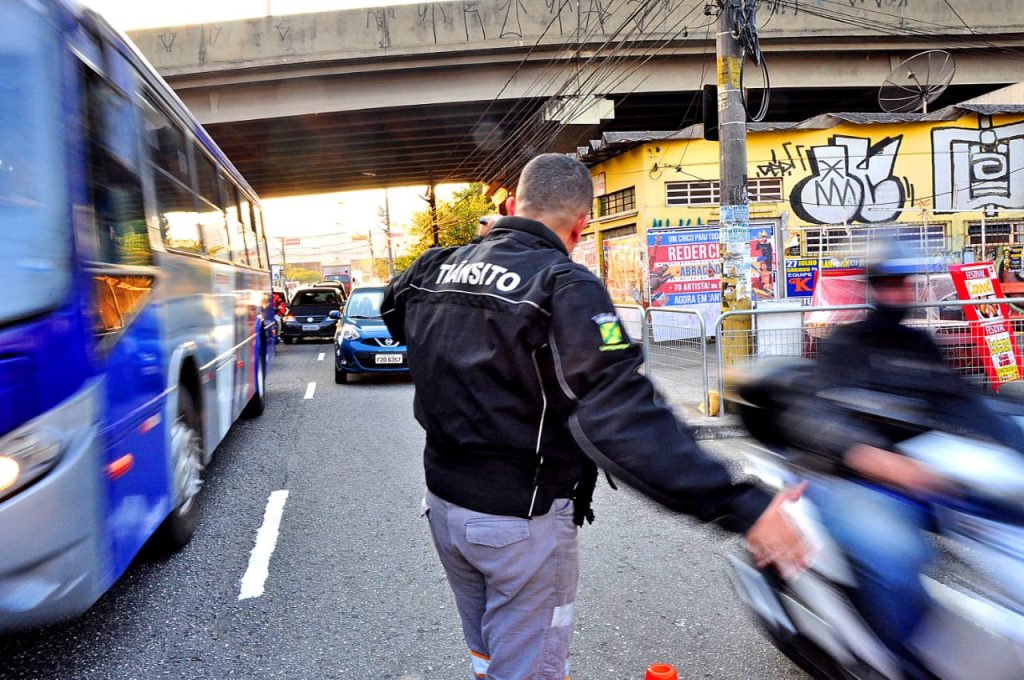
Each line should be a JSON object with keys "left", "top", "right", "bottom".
{"left": 578, "top": 105, "right": 1024, "bottom": 317}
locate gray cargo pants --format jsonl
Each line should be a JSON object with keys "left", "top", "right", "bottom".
{"left": 424, "top": 489, "right": 579, "bottom": 680}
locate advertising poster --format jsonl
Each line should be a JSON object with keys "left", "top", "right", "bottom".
{"left": 749, "top": 226, "right": 777, "bottom": 300}
{"left": 603, "top": 234, "right": 645, "bottom": 306}
{"left": 647, "top": 229, "right": 721, "bottom": 337}
{"left": 949, "top": 262, "right": 1021, "bottom": 386}
{"left": 784, "top": 257, "right": 865, "bottom": 298}
{"left": 572, "top": 237, "right": 600, "bottom": 278}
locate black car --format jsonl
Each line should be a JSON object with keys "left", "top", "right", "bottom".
{"left": 281, "top": 287, "right": 344, "bottom": 344}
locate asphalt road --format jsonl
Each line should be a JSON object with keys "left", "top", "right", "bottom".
{"left": 1, "top": 339, "right": 803, "bottom": 680}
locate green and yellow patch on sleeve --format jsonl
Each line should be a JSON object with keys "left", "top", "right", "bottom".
{"left": 591, "top": 313, "right": 630, "bottom": 351}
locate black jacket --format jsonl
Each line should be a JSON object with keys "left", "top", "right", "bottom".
{"left": 382, "top": 216, "right": 771, "bottom": 532}
{"left": 806, "top": 309, "right": 1023, "bottom": 465}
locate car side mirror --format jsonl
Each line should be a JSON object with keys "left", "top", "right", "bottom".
{"left": 328, "top": 310, "right": 341, "bottom": 320}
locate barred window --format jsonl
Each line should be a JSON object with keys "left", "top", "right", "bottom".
{"left": 967, "top": 221, "right": 1024, "bottom": 245}
{"left": 749, "top": 177, "right": 784, "bottom": 202}
{"left": 665, "top": 177, "right": 783, "bottom": 206}
{"left": 597, "top": 187, "right": 636, "bottom": 216}
{"left": 803, "top": 224, "right": 946, "bottom": 256}
{"left": 666, "top": 180, "right": 718, "bottom": 206}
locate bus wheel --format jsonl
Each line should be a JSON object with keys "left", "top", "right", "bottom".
{"left": 156, "top": 388, "right": 204, "bottom": 551}
{"left": 243, "top": 347, "right": 266, "bottom": 418}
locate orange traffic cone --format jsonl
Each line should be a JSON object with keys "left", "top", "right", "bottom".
{"left": 645, "top": 663, "right": 678, "bottom": 680}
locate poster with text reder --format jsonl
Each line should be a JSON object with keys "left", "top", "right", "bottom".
{"left": 647, "top": 229, "right": 721, "bottom": 339}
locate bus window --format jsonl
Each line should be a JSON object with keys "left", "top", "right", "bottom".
{"left": 195, "top": 148, "right": 228, "bottom": 259}
{"left": 194, "top": 144, "right": 219, "bottom": 207}
{"left": 240, "top": 195, "right": 262, "bottom": 268}
{"left": 85, "top": 72, "right": 150, "bottom": 266}
{"left": 141, "top": 96, "right": 200, "bottom": 253}
{"left": 253, "top": 205, "right": 269, "bottom": 269}
{"left": 223, "top": 181, "right": 247, "bottom": 266}
{"left": 141, "top": 94, "right": 189, "bottom": 187}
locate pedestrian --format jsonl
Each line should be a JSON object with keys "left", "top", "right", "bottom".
{"left": 382, "top": 153, "right": 806, "bottom": 680}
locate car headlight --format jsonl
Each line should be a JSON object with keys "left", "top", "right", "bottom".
{"left": 341, "top": 323, "right": 360, "bottom": 340}
{"left": 283, "top": 315, "right": 296, "bottom": 323}
{"left": 0, "top": 385, "right": 94, "bottom": 502}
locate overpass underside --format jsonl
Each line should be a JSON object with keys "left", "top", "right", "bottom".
{"left": 203, "top": 82, "right": 994, "bottom": 196}
{"left": 128, "top": 0, "right": 1024, "bottom": 197}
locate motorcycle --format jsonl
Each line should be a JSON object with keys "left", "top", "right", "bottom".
{"left": 729, "top": 360, "right": 1024, "bottom": 680}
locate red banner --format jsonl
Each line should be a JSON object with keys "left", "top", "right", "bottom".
{"left": 949, "top": 262, "right": 1021, "bottom": 387}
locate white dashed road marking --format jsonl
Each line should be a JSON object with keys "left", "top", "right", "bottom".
{"left": 304, "top": 382, "right": 316, "bottom": 399}
{"left": 239, "top": 490, "right": 289, "bottom": 600}
{"left": 317, "top": 352, "right": 325, "bottom": 361}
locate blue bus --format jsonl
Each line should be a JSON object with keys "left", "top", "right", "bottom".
{"left": 0, "top": 0, "right": 276, "bottom": 630}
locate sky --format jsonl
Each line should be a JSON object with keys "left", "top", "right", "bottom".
{"left": 84, "top": 0, "right": 466, "bottom": 260}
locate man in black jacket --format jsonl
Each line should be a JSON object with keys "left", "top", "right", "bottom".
{"left": 382, "top": 154, "right": 805, "bottom": 680}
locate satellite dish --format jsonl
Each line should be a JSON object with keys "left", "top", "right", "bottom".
{"left": 878, "top": 50, "right": 956, "bottom": 114}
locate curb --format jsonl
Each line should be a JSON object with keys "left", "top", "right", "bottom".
{"left": 690, "top": 421, "right": 748, "bottom": 440}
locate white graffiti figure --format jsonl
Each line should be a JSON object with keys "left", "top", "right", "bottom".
{"left": 933, "top": 120, "right": 1024, "bottom": 215}
{"left": 791, "top": 135, "right": 905, "bottom": 224}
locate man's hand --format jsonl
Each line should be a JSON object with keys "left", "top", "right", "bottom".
{"left": 745, "top": 482, "right": 810, "bottom": 580}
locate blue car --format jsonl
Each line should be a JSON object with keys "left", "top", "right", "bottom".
{"left": 333, "top": 286, "right": 409, "bottom": 383}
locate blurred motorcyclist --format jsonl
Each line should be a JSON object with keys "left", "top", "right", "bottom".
{"left": 802, "top": 240, "right": 1022, "bottom": 675}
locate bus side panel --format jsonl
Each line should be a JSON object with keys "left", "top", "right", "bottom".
{"left": 98, "top": 294, "right": 169, "bottom": 580}
{"left": 159, "top": 253, "right": 225, "bottom": 462}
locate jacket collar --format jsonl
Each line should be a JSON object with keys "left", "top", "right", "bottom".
{"left": 489, "top": 216, "right": 569, "bottom": 256}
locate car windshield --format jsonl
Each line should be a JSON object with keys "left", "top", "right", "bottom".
{"left": 346, "top": 290, "right": 384, "bottom": 319}
{"left": 291, "top": 290, "right": 340, "bottom": 306}
{"left": 0, "top": 4, "right": 69, "bottom": 325}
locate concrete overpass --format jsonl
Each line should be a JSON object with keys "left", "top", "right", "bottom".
{"left": 127, "top": 0, "right": 1024, "bottom": 196}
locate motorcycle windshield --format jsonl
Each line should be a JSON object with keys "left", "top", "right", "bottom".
{"left": 0, "top": 2, "right": 70, "bottom": 326}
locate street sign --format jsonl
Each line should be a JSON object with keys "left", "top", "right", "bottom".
{"left": 282, "top": 238, "right": 301, "bottom": 246}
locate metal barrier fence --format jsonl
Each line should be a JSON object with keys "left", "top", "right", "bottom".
{"left": 642, "top": 308, "right": 709, "bottom": 414}
{"left": 613, "top": 304, "right": 646, "bottom": 349}
{"left": 712, "top": 297, "right": 1024, "bottom": 416}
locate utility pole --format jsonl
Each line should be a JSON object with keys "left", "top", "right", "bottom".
{"left": 716, "top": 0, "right": 753, "bottom": 371}
{"left": 382, "top": 187, "right": 395, "bottom": 281}
{"left": 428, "top": 175, "right": 439, "bottom": 247}
{"left": 366, "top": 230, "right": 376, "bottom": 282}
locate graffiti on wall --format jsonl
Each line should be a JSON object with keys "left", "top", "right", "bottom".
{"left": 417, "top": 3, "right": 451, "bottom": 43}
{"left": 933, "top": 119, "right": 1024, "bottom": 216}
{"left": 756, "top": 141, "right": 808, "bottom": 178}
{"left": 790, "top": 135, "right": 906, "bottom": 225}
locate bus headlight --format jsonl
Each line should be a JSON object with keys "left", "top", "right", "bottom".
{"left": 0, "top": 385, "right": 95, "bottom": 503}
{"left": 0, "top": 430, "right": 61, "bottom": 500}
{"left": 0, "top": 457, "right": 20, "bottom": 493}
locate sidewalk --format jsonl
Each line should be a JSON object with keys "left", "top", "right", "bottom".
{"left": 645, "top": 341, "right": 747, "bottom": 440}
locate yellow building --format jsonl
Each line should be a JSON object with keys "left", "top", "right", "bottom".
{"left": 578, "top": 104, "right": 1024, "bottom": 307}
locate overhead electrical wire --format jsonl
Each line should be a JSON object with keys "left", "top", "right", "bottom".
{"left": 469, "top": 0, "right": 710, "bottom": 178}
{"left": 452, "top": 0, "right": 675, "bottom": 183}
{"left": 472, "top": 0, "right": 714, "bottom": 186}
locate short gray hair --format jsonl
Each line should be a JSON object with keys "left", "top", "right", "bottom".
{"left": 516, "top": 154, "right": 593, "bottom": 219}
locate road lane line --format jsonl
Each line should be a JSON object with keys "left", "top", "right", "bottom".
{"left": 304, "top": 382, "right": 316, "bottom": 399}
{"left": 317, "top": 352, "right": 325, "bottom": 361}
{"left": 239, "top": 490, "right": 289, "bottom": 600}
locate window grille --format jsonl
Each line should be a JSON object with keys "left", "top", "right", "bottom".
{"left": 665, "top": 177, "right": 783, "bottom": 206}
{"left": 803, "top": 224, "right": 946, "bottom": 256}
{"left": 967, "top": 222, "right": 1024, "bottom": 245}
{"left": 597, "top": 187, "right": 636, "bottom": 216}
